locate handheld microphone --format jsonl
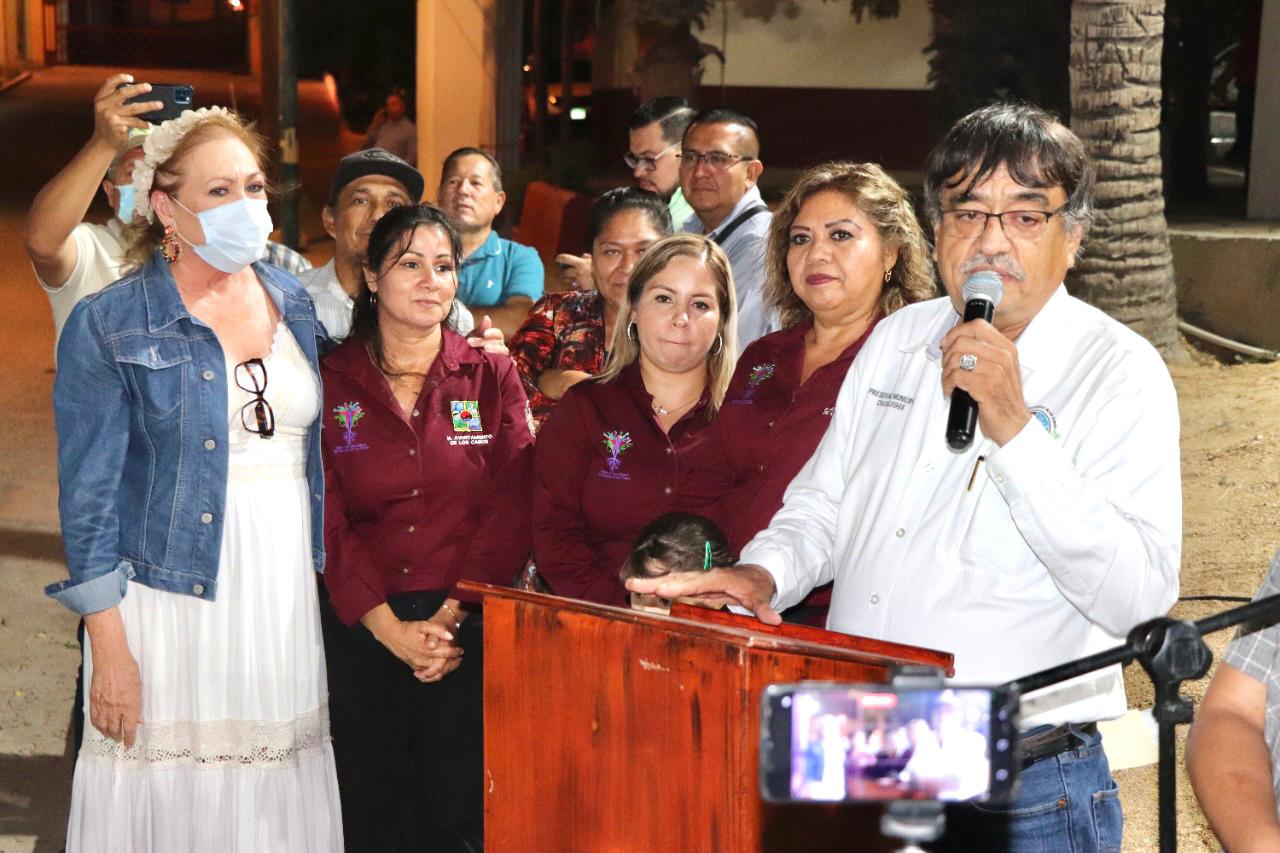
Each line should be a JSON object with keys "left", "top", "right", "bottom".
{"left": 945, "top": 271, "right": 1005, "bottom": 452}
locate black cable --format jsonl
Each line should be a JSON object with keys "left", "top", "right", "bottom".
{"left": 1179, "top": 594, "right": 1253, "bottom": 603}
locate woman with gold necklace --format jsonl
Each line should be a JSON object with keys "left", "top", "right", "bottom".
{"left": 533, "top": 233, "right": 738, "bottom": 606}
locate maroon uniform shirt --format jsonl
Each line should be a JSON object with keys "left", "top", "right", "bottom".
{"left": 533, "top": 362, "right": 716, "bottom": 607}
{"left": 321, "top": 331, "right": 535, "bottom": 625}
{"left": 688, "top": 319, "right": 877, "bottom": 622}
{"left": 706, "top": 318, "right": 878, "bottom": 552}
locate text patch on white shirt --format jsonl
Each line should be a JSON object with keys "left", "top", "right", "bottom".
{"left": 867, "top": 388, "right": 915, "bottom": 410}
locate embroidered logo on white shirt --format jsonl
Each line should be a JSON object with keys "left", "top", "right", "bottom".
{"left": 1029, "top": 405, "right": 1059, "bottom": 438}
{"left": 868, "top": 388, "right": 914, "bottom": 410}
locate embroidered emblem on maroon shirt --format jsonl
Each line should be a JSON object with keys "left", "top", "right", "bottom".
{"left": 333, "top": 402, "right": 369, "bottom": 453}
{"left": 599, "top": 431, "right": 634, "bottom": 480}
{"left": 731, "top": 362, "right": 776, "bottom": 406}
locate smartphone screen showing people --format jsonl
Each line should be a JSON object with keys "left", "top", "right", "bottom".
{"left": 761, "top": 685, "right": 1017, "bottom": 804}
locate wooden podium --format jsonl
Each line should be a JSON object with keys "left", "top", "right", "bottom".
{"left": 460, "top": 583, "right": 954, "bottom": 852}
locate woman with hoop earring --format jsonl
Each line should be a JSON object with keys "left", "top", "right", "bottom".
{"left": 532, "top": 233, "right": 738, "bottom": 606}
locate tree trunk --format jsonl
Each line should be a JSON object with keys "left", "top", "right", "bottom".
{"left": 1067, "top": 0, "right": 1185, "bottom": 361}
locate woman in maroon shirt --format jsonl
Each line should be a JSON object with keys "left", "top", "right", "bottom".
{"left": 512, "top": 187, "right": 673, "bottom": 429}
{"left": 699, "top": 162, "right": 936, "bottom": 623}
{"left": 320, "top": 204, "right": 533, "bottom": 850}
{"left": 534, "top": 233, "right": 738, "bottom": 606}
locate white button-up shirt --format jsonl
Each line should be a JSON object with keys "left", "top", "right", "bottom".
{"left": 300, "top": 258, "right": 474, "bottom": 341}
{"left": 740, "top": 286, "right": 1181, "bottom": 728}
{"left": 683, "top": 184, "right": 778, "bottom": 348}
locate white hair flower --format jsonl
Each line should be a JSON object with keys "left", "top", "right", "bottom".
{"left": 132, "top": 106, "right": 235, "bottom": 222}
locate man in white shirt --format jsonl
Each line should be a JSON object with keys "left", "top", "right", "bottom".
{"left": 678, "top": 107, "right": 776, "bottom": 347}
{"left": 24, "top": 73, "right": 162, "bottom": 346}
{"left": 363, "top": 90, "right": 417, "bottom": 167}
{"left": 630, "top": 103, "right": 1181, "bottom": 850}
{"left": 301, "top": 148, "right": 474, "bottom": 341}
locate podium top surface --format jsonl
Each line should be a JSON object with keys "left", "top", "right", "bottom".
{"left": 458, "top": 581, "right": 953, "bottom": 674}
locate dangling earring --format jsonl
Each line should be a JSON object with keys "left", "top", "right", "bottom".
{"left": 709, "top": 332, "right": 724, "bottom": 356}
{"left": 883, "top": 268, "right": 893, "bottom": 284}
{"left": 370, "top": 291, "right": 379, "bottom": 307}
{"left": 627, "top": 320, "right": 638, "bottom": 342}
{"left": 161, "top": 226, "right": 181, "bottom": 263}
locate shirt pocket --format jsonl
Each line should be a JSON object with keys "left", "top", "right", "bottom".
{"left": 114, "top": 339, "right": 192, "bottom": 419}
{"left": 955, "top": 481, "right": 1027, "bottom": 577}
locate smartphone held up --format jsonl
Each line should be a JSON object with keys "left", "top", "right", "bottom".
{"left": 122, "top": 83, "right": 195, "bottom": 124}
{"left": 760, "top": 683, "right": 1020, "bottom": 806}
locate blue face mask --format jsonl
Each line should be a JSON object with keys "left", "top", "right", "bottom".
{"left": 172, "top": 196, "right": 274, "bottom": 273}
{"left": 115, "top": 184, "right": 136, "bottom": 224}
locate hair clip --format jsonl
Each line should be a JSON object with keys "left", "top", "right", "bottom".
{"left": 703, "top": 540, "right": 713, "bottom": 571}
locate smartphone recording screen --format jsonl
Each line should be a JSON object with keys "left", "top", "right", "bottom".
{"left": 786, "top": 686, "right": 994, "bottom": 802}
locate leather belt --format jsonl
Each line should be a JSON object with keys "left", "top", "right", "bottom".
{"left": 1017, "top": 722, "right": 1098, "bottom": 767}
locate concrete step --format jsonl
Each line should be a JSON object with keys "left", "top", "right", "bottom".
{"left": 1171, "top": 218, "right": 1280, "bottom": 352}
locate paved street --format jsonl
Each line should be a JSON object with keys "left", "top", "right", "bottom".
{"left": 0, "top": 65, "right": 350, "bottom": 852}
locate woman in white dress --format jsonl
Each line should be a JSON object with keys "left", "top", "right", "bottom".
{"left": 47, "top": 106, "right": 341, "bottom": 851}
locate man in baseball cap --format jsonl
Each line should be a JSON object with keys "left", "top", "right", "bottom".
{"left": 300, "top": 147, "right": 479, "bottom": 341}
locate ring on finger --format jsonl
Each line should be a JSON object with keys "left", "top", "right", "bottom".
{"left": 959, "top": 353, "right": 978, "bottom": 371}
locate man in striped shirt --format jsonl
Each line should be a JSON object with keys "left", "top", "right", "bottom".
{"left": 301, "top": 148, "right": 475, "bottom": 341}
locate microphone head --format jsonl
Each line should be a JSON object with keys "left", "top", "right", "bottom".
{"left": 961, "top": 271, "right": 1004, "bottom": 306}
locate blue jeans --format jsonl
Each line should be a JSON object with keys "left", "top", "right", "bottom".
{"left": 939, "top": 724, "right": 1122, "bottom": 852}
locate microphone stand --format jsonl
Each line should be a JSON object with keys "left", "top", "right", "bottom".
{"left": 1007, "top": 593, "right": 1280, "bottom": 853}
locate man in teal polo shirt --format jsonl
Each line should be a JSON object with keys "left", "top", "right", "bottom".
{"left": 438, "top": 147, "right": 543, "bottom": 338}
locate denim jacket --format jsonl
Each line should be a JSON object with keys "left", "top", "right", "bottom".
{"left": 46, "top": 252, "right": 328, "bottom": 615}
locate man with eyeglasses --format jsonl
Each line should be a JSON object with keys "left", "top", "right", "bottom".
{"left": 556, "top": 97, "right": 694, "bottom": 290}
{"left": 678, "top": 107, "right": 776, "bottom": 347}
{"left": 628, "top": 97, "right": 696, "bottom": 228}
{"left": 628, "top": 103, "right": 1181, "bottom": 851}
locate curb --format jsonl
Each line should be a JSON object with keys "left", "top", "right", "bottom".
{"left": 0, "top": 70, "right": 33, "bottom": 97}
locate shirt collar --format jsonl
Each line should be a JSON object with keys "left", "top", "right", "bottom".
{"left": 904, "top": 284, "right": 1069, "bottom": 372}
{"left": 314, "top": 259, "right": 352, "bottom": 305}
{"left": 462, "top": 229, "right": 502, "bottom": 265}
{"left": 693, "top": 185, "right": 765, "bottom": 239}
{"left": 1008, "top": 284, "right": 1070, "bottom": 371}
{"left": 323, "top": 325, "right": 479, "bottom": 382}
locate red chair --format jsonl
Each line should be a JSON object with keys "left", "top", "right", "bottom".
{"left": 513, "top": 181, "right": 591, "bottom": 281}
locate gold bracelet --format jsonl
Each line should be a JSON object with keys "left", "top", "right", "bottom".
{"left": 442, "top": 602, "right": 462, "bottom": 628}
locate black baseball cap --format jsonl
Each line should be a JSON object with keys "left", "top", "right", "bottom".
{"left": 327, "top": 148, "right": 424, "bottom": 206}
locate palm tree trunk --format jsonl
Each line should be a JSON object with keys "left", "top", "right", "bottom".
{"left": 1067, "top": 0, "right": 1185, "bottom": 360}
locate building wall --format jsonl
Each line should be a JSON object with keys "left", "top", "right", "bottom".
{"left": 592, "top": 0, "right": 935, "bottom": 171}
{"left": 1248, "top": 0, "right": 1280, "bottom": 220}
{"left": 2, "top": 0, "right": 48, "bottom": 66}
{"left": 709, "top": 0, "right": 931, "bottom": 90}
{"left": 139, "top": 0, "right": 220, "bottom": 25}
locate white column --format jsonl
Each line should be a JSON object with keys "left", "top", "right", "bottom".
{"left": 1248, "top": 0, "right": 1280, "bottom": 219}
{"left": 2, "top": 0, "right": 18, "bottom": 66}
{"left": 416, "top": 0, "right": 498, "bottom": 200}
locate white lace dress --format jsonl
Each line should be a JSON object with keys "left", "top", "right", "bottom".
{"left": 67, "top": 324, "right": 342, "bottom": 852}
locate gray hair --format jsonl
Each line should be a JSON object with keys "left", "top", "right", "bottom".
{"left": 923, "top": 102, "right": 1096, "bottom": 240}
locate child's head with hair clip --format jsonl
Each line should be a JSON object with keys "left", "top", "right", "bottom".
{"left": 621, "top": 512, "right": 736, "bottom": 591}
